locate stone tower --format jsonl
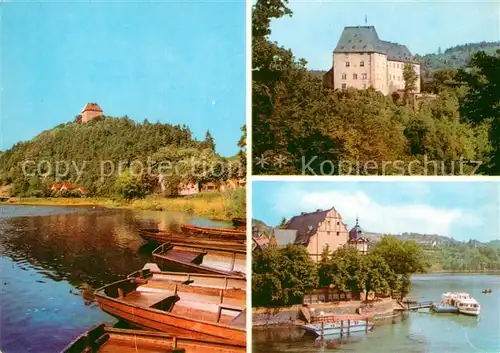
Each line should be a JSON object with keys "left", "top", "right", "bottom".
{"left": 81, "top": 103, "right": 103, "bottom": 122}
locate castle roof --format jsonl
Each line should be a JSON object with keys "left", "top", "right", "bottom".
{"left": 81, "top": 103, "right": 103, "bottom": 113}
{"left": 348, "top": 217, "right": 369, "bottom": 243}
{"left": 284, "top": 208, "right": 333, "bottom": 245}
{"left": 273, "top": 229, "right": 298, "bottom": 247}
{"left": 334, "top": 26, "right": 417, "bottom": 63}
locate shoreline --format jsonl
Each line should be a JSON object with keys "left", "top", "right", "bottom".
{"left": 0, "top": 194, "right": 242, "bottom": 222}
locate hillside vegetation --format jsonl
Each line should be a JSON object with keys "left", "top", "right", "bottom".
{"left": 0, "top": 116, "right": 246, "bottom": 202}
{"left": 252, "top": 0, "right": 500, "bottom": 175}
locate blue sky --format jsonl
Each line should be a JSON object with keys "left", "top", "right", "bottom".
{"left": 252, "top": 180, "right": 500, "bottom": 242}
{"left": 2, "top": 1, "right": 245, "bottom": 157}
{"left": 269, "top": 0, "right": 500, "bottom": 70}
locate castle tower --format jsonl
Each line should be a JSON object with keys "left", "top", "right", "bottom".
{"left": 81, "top": 103, "right": 103, "bottom": 122}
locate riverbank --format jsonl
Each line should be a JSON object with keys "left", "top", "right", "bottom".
{"left": 1, "top": 190, "right": 245, "bottom": 221}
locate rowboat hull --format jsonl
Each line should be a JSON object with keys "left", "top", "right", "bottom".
{"left": 94, "top": 278, "right": 246, "bottom": 344}
{"left": 181, "top": 224, "right": 246, "bottom": 239}
{"left": 62, "top": 324, "right": 246, "bottom": 352}
{"left": 152, "top": 243, "right": 246, "bottom": 278}
{"left": 139, "top": 229, "right": 245, "bottom": 251}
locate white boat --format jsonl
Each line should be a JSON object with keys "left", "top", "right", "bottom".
{"left": 299, "top": 314, "right": 373, "bottom": 337}
{"left": 440, "top": 292, "right": 480, "bottom": 316}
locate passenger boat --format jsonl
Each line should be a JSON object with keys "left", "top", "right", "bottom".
{"left": 438, "top": 292, "right": 481, "bottom": 316}
{"left": 298, "top": 313, "right": 373, "bottom": 337}
{"left": 139, "top": 229, "right": 246, "bottom": 251}
{"left": 93, "top": 273, "right": 246, "bottom": 343}
{"left": 61, "top": 324, "right": 245, "bottom": 352}
{"left": 181, "top": 224, "right": 246, "bottom": 239}
{"left": 127, "top": 263, "right": 246, "bottom": 291}
{"left": 152, "top": 243, "right": 246, "bottom": 277}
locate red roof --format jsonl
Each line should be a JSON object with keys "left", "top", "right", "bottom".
{"left": 81, "top": 103, "right": 103, "bottom": 113}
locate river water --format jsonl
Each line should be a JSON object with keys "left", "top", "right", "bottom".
{"left": 253, "top": 274, "right": 500, "bottom": 353}
{"left": 0, "top": 205, "right": 231, "bottom": 353}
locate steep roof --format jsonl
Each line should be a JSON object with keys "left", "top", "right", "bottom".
{"left": 348, "top": 218, "right": 369, "bottom": 243}
{"left": 81, "top": 103, "right": 103, "bottom": 113}
{"left": 284, "top": 208, "right": 332, "bottom": 245}
{"left": 334, "top": 26, "right": 417, "bottom": 63}
{"left": 273, "top": 229, "right": 298, "bottom": 247}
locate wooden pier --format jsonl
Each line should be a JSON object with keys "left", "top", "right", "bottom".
{"left": 396, "top": 300, "right": 434, "bottom": 311}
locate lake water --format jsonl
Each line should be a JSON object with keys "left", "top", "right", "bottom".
{"left": 253, "top": 273, "right": 500, "bottom": 353}
{"left": 0, "top": 204, "right": 231, "bottom": 353}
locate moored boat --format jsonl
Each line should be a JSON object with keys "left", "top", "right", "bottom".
{"left": 93, "top": 274, "right": 246, "bottom": 343}
{"left": 138, "top": 228, "right": 246, "bottom": 251}
{"left": 439, "top": 292, "right": 481, "bottom": 316}
{"left": 181, "top": 224, "right": 246, "bottom": 239}
{"left": 127, "top": 264, "right": 246, "bottom": 291}
{"left": 231, "top": 218, "right": 246, "bottom": 230}
{"left": 152, "top": 242, "right": 246, "bottom": 277}
{"left": 299, "top": 314, "right": 373, "bottom": 337}
{"left": 61, "top": 324, "right": 246, "bottom": 352}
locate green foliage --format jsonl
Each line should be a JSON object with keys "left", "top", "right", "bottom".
{"left": 403, "top": 63, "right": 418, "bottom": 98}
{"left": 371, "top": 236, "right": 427, "bottom": 275}
{"left": 115, "top": 170, "right": 145, "bottom": 199}
{"left": 252, "top": 244, "right": 318, "bottom": 307}
{"left": 222, "top": 188, "right": 246, "bottom": 219}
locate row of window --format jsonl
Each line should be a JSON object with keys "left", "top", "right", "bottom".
{"left": 341, "top": 73, "right": 368, "bottom": 80}
{"left": 341, "top": 83, "right": 368, "bottom": 89}
{"left": 341, "top": 73, "right": 403, "bottom": 81}
{"left": 345, "top": 61, "right": 407, "bottom": 69}
{"left": 345, "top": 61, "right": 364, "bottom": 67}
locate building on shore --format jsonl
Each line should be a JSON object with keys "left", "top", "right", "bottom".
{"left": 81, "top": 103, "right": 104, "bottom": 122}
{"left": 323, "top": 26, "right": 420, "bottom": 95}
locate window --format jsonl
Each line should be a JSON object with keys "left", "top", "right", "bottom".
{"left": 398, "top": 76, "right": 400, "bottom": 81}
{"left": 362, "top": 73, "right": 367, "bottom": 80}
{"left": 345, "top": 62, "right": 350, "bottom": 67}
{"left": 337, "top": 221, "right": 340, "bottom": 225}
{"left": 353, "top": 73, "right": 358, "bottom": 80}
{"left": 327, "top": 231, "right": 331, "bottom": 235}
{"left": 337, "top": 232, "right": 340, "bottom": 236}
{"left": 342, "top": 73, "right": 347, "bottom": 80}
{"left": 360, "top": 61, "right": 364, "bottom": 67}
{"left": 341, "top": 83, "right": 347, "bottom": 89}
{"left": 393, "top": 63, "right": 396, "bottom": 68}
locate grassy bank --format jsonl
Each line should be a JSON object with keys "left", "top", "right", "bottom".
{"left": 4, "top": 189, "right": 245, "bottom": 221}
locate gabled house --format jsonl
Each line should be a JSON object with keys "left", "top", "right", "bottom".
{"left": 283, "top": 207, "right": 350, "bottom": 262}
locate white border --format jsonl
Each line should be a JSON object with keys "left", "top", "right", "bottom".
{"left": 245, "top": 0, "right": 253, "bottom": 351}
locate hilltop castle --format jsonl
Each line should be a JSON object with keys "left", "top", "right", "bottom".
{"left": 81, "top": 103, "right": 103, "bottom": 122}
{"left": 323, "top": 26, "right": 421, "bottom": 95}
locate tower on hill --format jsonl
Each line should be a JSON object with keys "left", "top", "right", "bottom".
{"left": 81, "top": 103, "right": 103, "bottom": 122}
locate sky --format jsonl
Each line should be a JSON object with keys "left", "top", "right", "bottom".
{"left": 269, "top": 0, "right": 500, "bottom": 70}
{"left": 252, "top": 180, "right": 500, "bottom": 243}
{"left": 1, "top": 1, "right": 246, "bottom": 157}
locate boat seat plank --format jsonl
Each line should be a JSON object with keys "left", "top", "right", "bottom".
{"left": 167, "top": 250, "right": 205, "bottom": 264}
{"left": 99, "top": 340, "right": 184, "bottom": 353}
{"left": 122, "top": 290, "right": 174, "bottom": 308}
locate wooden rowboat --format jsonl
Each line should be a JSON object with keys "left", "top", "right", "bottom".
{"left": 139, "top": 229, "right": 245, "bottom": 251}
{"left": 94, "top": 274, "right": 246, "bottom": 343}
{"left": 231, "top": 218, "right": 246, "bottom": 230}
{"left": 152, "top": 243, "right": 246, "bottom": 277}
{"left": 181, "top": 224, "right": 246, "bottom": 239}
{"left": 127, "top": 265, "right": 246, "bottom": 291}
{"left": 62, "top": 324, "right": 246, "bottom": 352}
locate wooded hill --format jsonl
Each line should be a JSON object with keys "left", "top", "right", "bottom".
{"left": 0, "top": 116, "right": 246, "bottom": 198}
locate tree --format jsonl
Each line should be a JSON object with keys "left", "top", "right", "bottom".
{"left": 114, "top": 170, "right": 144, "bottom": 199}
{"left": 403, "top": 63, "right": 418, "bottom": 103}
{"left": 457, "top": 50, "right": 500, "bottom": 174}
{"left": 202, "top": 130, "right": 216, "bottom": 151}
{"left": 252, "top": 244, "right": 318, "bottom": 306}
{"left": 279, "top": 217, "right": 287, "bottom": 228}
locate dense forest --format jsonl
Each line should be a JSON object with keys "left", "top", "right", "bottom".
{"left": 252, "top": 0, "right": 500, "bottom": 175}
{"left": 0, "top": 116, "right": 246, "bottom": 198}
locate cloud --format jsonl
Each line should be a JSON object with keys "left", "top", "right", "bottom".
{"left": 271, "top": 185, "right": 482, "bottom": 238}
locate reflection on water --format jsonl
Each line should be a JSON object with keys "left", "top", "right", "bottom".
{"left": 0, "top": 205, "right": 229, "bottom": 353}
